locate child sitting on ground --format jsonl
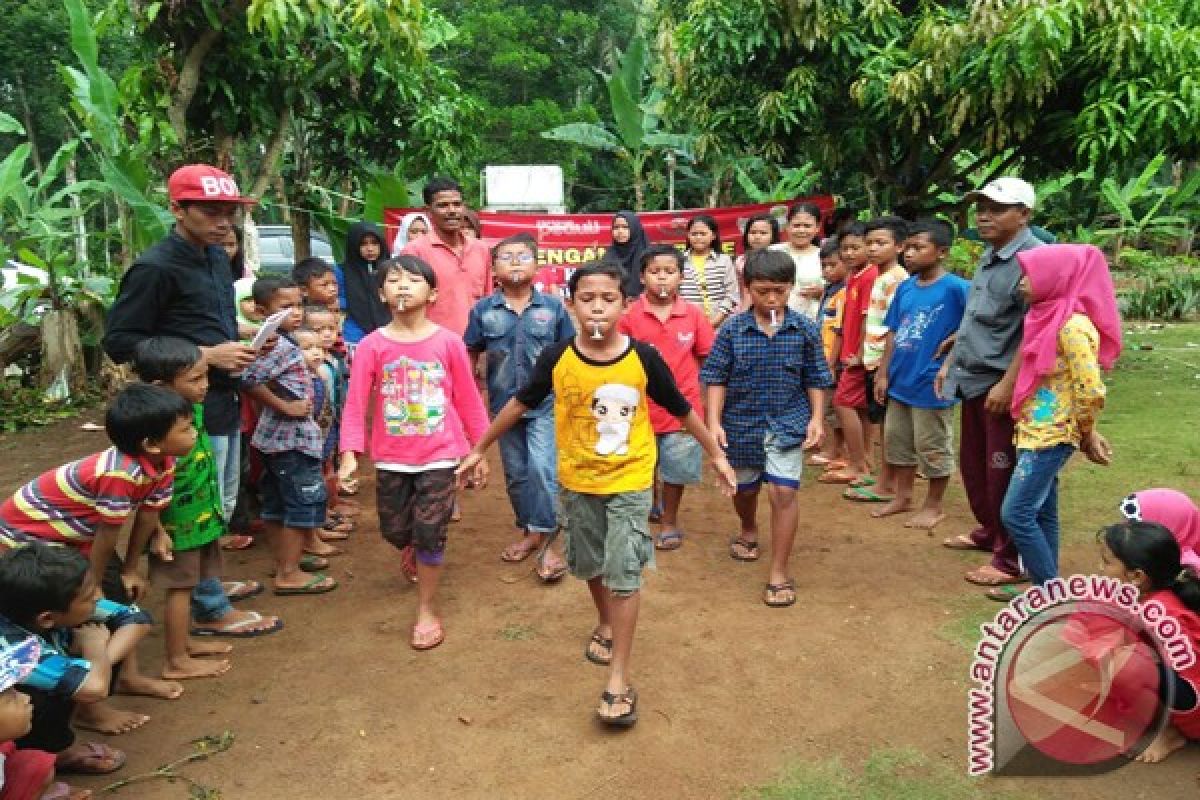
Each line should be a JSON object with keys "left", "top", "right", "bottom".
{"left": 0, "top": 635, "right": 92, "bottom": 800}
{"left": 132, "top": 337, "right": 283, "bottom": 679}
{"left": 809, "top": 237, "right": 848, "bottom": 470}
{"left": 700, "top": 249, "right": 835, "bottom": 608}
{"left": 617, "top": 244, "right": 715, "bottom": 551}
{"left": 464, "top": 234, "right": 573, "bottom": 580}
{"left": 340, "top": 256, "right": 490, "bottom": 651}
{"left": 241, "top": 277, "right": 338, "bottom": 597}
{"left": 459, "top": 261, "right": 737, "bottom": 727}
{"left": 871, "top": 219, "right": 969, "bottom": 528}
{"left": 0, "top": 384, "right": 196, "bottom": 733}
{"left": 0, "top": 544, "right": 153, "bottom": 784}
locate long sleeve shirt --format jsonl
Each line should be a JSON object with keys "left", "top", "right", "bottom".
{"left": 1015, "top": 314, "right": 1106, "bottom": 450}
{"left": 340, "top": 326, "right": 489, "bottom": 468}
{"left": 103, "top": 232, "right": 242, "bottom": 435}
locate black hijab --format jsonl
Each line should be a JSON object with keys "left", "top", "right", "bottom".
{"left": 343, "top": 221, "right": 392, "bottom": 334}
{"left": 604, "top": 210, "right": 648, "bottom": 297}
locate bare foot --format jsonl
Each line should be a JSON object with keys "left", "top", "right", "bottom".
{"left": 905, "top": 509, "right": 946, "bottom": 530}
{"left": 188, "top": 638, "right": 233, "bottom": 656}
{"left": 162, "top": 655, "right": 232, "bottom": 680}
{"left": 73, "top": 702, "right": 150, "bottom": 735}
{"left": 1135, "top": 724, "right": 1187, "bottom": 763}
{"left": 115, "top": 672, "right": 183, "bottom": 700}
{"left": 870, "top": 497, "right": 913, "bottom": 518}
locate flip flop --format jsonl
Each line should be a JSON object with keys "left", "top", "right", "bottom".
{"left": 764, "top": 579, "right": 797, "bottom": 608}
{"left": 729, "top": 537, "right": 759, "bottom": 561}
{"left": 56, "top": 742, "right": 126, "bottom": 775}
{"left": 597, "top": 686, "right": 638, "bottom": 728}
{"left": 964, "top": 566, "right": 1029, "bottom": 587}
{"left": 985, "top": 585, "right": 1025, "bottom": 602}
{"left": 536, "top": 559, "right": 568, "bottom": 583}
{"left": 220, "top": 534, "right": 255, "bottom": 551}
{"left": 274, "top": 574, "right": 338, "bottom": 596}
{"left": 411, "top": 619, "right": 444, "bottom": 651}
{"left": 300, "top": 554, "right": 329, "bottom": 572}
{"left": 848, "top": 475, "right": 876, "bottom": 488}
{"left": 654, "top": 529, "right": 684, "bottom": 551}
{"left": 817, "top": 469, "right": 858, "bottom": 484}
{"left": 842, "top": 486, "right": 894, "bottom": 503}
{"left": 943, "top": 534, "right": 988, "bottom": 551}
{"left": 221, "top": 580, "right": 263, "bottom": 602}
{"left": 585, "top": 631, "right": 613, "bottom": 666}
{"left": 190, "top": 611, "right": 283, "bottom": 638}
{"left": 500, "top": 539, "right": 538, "bottom": 563}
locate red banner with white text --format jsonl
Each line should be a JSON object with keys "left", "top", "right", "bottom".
{"left": 384, "top": 197, "right": 835, "bottom": 267}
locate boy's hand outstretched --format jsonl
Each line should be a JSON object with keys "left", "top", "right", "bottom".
{"left": 711, "top": 456, "right": 738, "bottom": 497}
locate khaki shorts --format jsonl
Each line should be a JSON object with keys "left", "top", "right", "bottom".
{"left": 883, "top": 400, "right": 955, "bottom": 478}
{"left": 150, "top": 540, "right": 223, "bottom": 590}
{"left": 561, "top": 489, "right": 653, "bottom": 596}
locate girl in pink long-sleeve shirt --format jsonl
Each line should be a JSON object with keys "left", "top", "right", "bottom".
{"left": 339, "top": 255, "right": 489, "bottom": 651}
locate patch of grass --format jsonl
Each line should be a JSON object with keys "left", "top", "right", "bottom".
{"left": 498, "top": 623, "right": 536, "bottom": 641}
{"left": 936, "top": 594, "right": 997, "bottom": 650}
{"left": 1058, "top": 322, "right": 1200, "bottom": 545}
{"left": 744, "top": 749, "right": 1026, "bottom": 800}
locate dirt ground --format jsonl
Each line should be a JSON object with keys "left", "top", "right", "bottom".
{"left": 0, "top": 413, "right": 1197, "bottom": 800}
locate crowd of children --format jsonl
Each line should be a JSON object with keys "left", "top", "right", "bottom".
{"left": 0, "top": 166, "right": 1197, "bottom": 796}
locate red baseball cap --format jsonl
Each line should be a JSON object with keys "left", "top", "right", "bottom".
{"left": 168, "top": 165, "right": 257, "bottom": 205}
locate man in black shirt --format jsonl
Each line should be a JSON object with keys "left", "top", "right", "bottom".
{"left": 104, "top": 165, "right": 281, "bottom": 637}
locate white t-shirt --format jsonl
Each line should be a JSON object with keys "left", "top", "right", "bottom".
{"left": 771, "top": 243, "right": 824, "bottom": 320}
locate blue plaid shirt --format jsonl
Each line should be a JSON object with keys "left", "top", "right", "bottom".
{"left": 699, "top": 309, "right": 835, "bottom": 468}
{"left": 241, "top": 335, "right": 324, "bottom": 459}
{"left": 463, "top": 289, "right": 575, "bottom": 417}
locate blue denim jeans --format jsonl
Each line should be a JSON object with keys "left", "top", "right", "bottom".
{"left": 192, "top": 432, "right": 240, "bottom": 623}
{"left": 1000, "top": 444, "right": 1076, "bottom": 586}
{"left": 497, "top": 413, "right": 558, "bottom": 534}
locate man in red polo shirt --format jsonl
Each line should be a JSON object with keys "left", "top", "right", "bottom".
{"left": 618, "top": 244, "right": 715, "bottom": 551}
{"left": 401, "top": 177, "right": 492, "bottom": 336}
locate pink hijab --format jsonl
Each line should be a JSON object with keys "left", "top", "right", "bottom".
{"left": 1012, "top": 244, "right": 1122, "bottom": 416}
{"left": 1121, "top": 489, "right": 1200, "bottom": 570}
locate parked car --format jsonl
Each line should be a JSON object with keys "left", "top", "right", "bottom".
{"left": 255, "top": 225, "right": 336, "bottom": 274}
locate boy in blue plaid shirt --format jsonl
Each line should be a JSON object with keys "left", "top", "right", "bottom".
{"left": 242, "top": 277, "right": 338, "bottom": 597}
{"left": 700, "top": 249, "right": 835, "bottom": 608}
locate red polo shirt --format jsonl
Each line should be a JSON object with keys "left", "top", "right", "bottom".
{"left": 838, "top": 264, "right": 878, "bottom": 364}
{"left": 402, "top": 230, "right": 492, "bottom": 336}
{"left": 618, "top": 296, "right": 714, "bottom": 433}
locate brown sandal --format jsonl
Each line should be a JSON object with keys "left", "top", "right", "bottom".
{"left": 764, "top": 579, "right": 797, "bottom": 607}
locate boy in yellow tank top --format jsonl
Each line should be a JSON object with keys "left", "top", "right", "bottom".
{"left": 458, "top": 262, "right": 736, "bottom": 728}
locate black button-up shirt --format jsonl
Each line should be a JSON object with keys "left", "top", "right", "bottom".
{"left": 103, "top": 231, "right": 241, "bottom": 435}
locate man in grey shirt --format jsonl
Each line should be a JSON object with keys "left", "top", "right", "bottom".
{"left": 935, "top": 177, "right": 1041, "bottom": 589}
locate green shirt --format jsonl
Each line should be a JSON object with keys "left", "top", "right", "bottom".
{"left": 159, "top": 404, "right": 225, "bottom": 551}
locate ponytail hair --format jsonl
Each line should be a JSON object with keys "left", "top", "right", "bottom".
{"left": 1101, "top": 521, "right": 1200, "bottom": 613}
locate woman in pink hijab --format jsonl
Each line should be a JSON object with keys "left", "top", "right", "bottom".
{"left": 988, "top": 244, "right": 1123, "bottom": 600}
{"left": 1120, "top": 489, "right": 1200, "bottom": 570}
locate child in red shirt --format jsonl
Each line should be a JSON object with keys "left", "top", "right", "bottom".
{"left": 823, "top": 223, "right": 877, "bottom": 485}
{"left": 618, "top": 245, "right": 715, "bottom": 550}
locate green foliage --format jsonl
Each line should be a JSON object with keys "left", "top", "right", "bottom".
{"left": 734, "top": 161, "right": 822, "bottom": 203}
{"left": 659, "top": 0, "right": 1200, "bottom": 212}
{"left": 1094, "top": 153, "right": 1199, "bottom": 254}
{"left": 0, "top": 377, "right": 102, "bottom": 433}
{"left": 1116, "top": 250, "right": 1200, "bottom": 319}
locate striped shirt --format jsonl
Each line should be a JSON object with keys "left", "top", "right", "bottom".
{"left": 241, "top": 335, "right": 324, "bottom": 459}
{"left": 0, "top": 448, "right": 174, "bottom": 554}
{"left": 680, "top": 251, "right": 741, "bottom": 317}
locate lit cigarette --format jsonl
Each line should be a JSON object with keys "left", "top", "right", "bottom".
{"left": 590, "top": 321, "right": 604, "bottom": 339}
{"left": 769, "top": 309, "right": 778, "bottom": 328}
{"left": 397, "top": 297, "right": 407, "bottom": 311}
{"left": 659, "top": 286, "right": 669, "bottom": 298}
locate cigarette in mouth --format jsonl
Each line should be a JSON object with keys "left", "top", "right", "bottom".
{"left": 397, "top": 297, "right": 407, "bottom": 311}
{"left": 769, "top": 309, "right": 778, "bottom": 327}
{"left": 590, "top": 321, "right": 603, "bottom": 339}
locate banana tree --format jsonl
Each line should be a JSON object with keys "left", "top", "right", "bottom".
{"left": 1096, "top": 153, "right": 1197, "bottom": 260}
{"left": 0, "top": 112, "right": 111, "bottom": 395}
{"left": 542, "top": 36, "right": 693, "bottom": 210}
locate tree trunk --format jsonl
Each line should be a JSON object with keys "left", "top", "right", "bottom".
{"left": 168, "top": 27, "right": 224, "bottom": 150}
{"left": 291, "top": 212, "right": 312, "bottom": 262}
{"left": 65, "top": 157, "right": 88, "bottom": 271}
{"left": 250, "top": 107, "right": 293, "bottom": 199}
{"left": 14, "top": 74, "right": 43, "bottom": 183}
{"left": 0, "top": 322, "right": 38, "bottom": 367}
{"left": 39, "top": 310, "right": 86, "bottom": 398}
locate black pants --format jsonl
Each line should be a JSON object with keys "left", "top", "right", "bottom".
{"left": 16, "top": 687, "right": 75, "bottom": 753}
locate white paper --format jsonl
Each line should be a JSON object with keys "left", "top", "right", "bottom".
{"left": 250, "top": 309, "right": 291, "bottom": 351}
